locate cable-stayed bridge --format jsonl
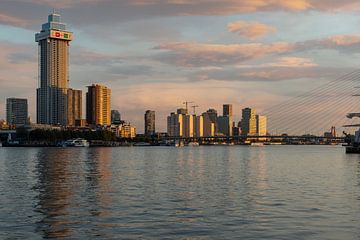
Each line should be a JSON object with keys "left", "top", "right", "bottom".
{"left": 263, "top": 70, "right": 360, "bottom": 137}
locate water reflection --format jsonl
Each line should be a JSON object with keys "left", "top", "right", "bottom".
{"left": 34, "top": 148, "right": 79, "bottom": 238}
{"left": 0, "top": 146, "right": 357, "bottom": 239}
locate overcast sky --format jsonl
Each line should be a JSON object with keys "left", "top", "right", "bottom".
{"left": 1, "top": 0, "right": 360, "bottom": 132}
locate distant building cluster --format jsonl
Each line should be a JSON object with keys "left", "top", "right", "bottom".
{"left": 167, "top": 104, "right": 267, "bottom": 137}
{"left": 0, "top": 12, "right": 340, "bottom": 141}
{"left": 0, "top": 13, "right": 137, "bottom": 138}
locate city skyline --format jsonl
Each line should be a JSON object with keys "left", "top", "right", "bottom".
{"left": 2, "top": 2, "right": 360, "bottom": 132}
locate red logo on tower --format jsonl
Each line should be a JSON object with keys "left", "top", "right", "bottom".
{"left": 50, "top": 30, "right": 72, "bottom": 40}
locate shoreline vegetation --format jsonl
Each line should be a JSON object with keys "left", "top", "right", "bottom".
{"left": 0, "top": 129, "right": 346, "bottom": 147}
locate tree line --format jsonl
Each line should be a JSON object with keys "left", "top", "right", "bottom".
{"left": 16, "top": 128, "right": 117, "bottom": 142}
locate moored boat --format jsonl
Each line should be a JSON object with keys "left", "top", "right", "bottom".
{"left": 187, "top": 142, "right": 199, "bottom": 147}
{"left": 175, "top": 140, "right": 184, "bottom": 147}
{"left": 251, "top": 142, "right": 264, "bottom": 147}
{"left": 61, "top": 138, "right": 89, "bottom": 147}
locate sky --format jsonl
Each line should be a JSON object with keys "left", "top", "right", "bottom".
{"left": 1, "top": 0, "right": 360, "bottom": 133}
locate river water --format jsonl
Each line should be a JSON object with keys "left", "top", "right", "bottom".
{"left": 0, "top": 146, "right": 359, "bottom": 239}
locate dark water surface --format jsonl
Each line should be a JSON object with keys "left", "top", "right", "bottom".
{"left": 0, "top": 146, "right": 359, "bottom": 239}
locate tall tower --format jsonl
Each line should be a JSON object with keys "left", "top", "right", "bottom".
{"left": 35, "top": 12, "right": 73, "bottom": 125}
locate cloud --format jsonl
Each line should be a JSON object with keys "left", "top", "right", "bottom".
{"left": 193, "top": 64, "right": 351, "bottom": 82}
{"left": 153, "top": 42, "right": 292, "bottom": 67}
{"left": 153, "top": 34, "right": 360, "bottom": 68}
{"left": 0, "top": 41, "right": 37, "bottom": 120}
{"left": 0, "top": 13, "right": 30, "bottom": 28}
{"left": 108, "top": 65, "right": 155, "bottom": 77}
{"left": 70, "top": 48, "right": 123, "bottom": 65}
{"left": 258, "top": 57, "right": 318, "bottom": 68}
{"left": 227, "top": 20, "right": 276, "bottom": 39}
{"left": 3, "top": 0, "right": 360, "bottom": 30}
{"left": 295, "top": 34, "right": 360, "bottom": 53}
{"left": 11, "top": 0, "right": 103, "bottom": 9}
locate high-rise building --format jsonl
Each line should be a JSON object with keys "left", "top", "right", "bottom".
{"left": 86, "top": 84, "right": 111, "bottom": 125}
{"left": 167, "top": 109, "right": 195, "bottom": 137}
{"left": 217, "top": 116, "right": 230, "bottom": 136}
{"left": 241, "top": 108, "right": 257, "bottom": 136}
{"left": 167, "top": 112, "right": 183, "bottom": 137}
{"left": 202, "top": 108, "right": 217, "bottom": 135}
{"left": 111, "top": 110, "right": 121, "bottom": 125}
{"left": 6, "top": 98, "right": 28, "bottom": 126}
{"left": 223, "top": 104, "right": 233, "bottom": 117}
{"left": 218, "top": 104, "right": 233, "bottom": 136}
{"left": 144, "top": 110, "right": 155, "bottom": 136}
{"left": 256, "top": 115, "right": 267, "bottom": 136}
{"left": 194, "top": 115, "right": 204, "bottom": 137}
{"left": 185, "top": 114, "right": 194, "bottom": 137}
{"left": 67, "top": 89, "right": 82, "bottom": 126}
{"left": 202, "top": 111, "right": 215, "bottom": 137}
{"left": 36, "top": 12, "right": 73, "bottom": 126}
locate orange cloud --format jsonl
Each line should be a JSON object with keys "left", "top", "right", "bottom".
{"left": 326, "top": 34, "right": 360, "bottom": 46}
{"left": 130, "top": 0, "right": 312, "bottom": 12}
{"left": 227, "top": 20, "right": 276, "bottom": 39}
{"left": 261, "top": 57, "right": 318, "bottom": 68}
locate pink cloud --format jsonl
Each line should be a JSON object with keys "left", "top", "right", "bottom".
{"left": 227, "top": 20, "right": 277, "bottom": 39}
{"left": 154, "top": 34, "right": 360, "bottom": 67}
{"left": 130, "top": 0, "right": 312, "bottom": 13}
{"left": 325, "top": 34, "right": 360, "bottom": 46}
{"left": 260, "top": 57, "right": 318, "bottom": 68}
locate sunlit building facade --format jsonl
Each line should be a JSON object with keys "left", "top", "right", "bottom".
{"left": 195, "top": 115, "right": 204, "bottom": 137}
{"left": 67, "top": 89, "right": 82, "bottom": 126}
{"left": 241, "top": 107, "right": 257, "bottom": 136}
{"left": 86, "top": 84, "right": 111, "bottom": 125}
{"left": 256, "top": 115, "right": 267, "bottom": 136}
{"left": 167, "top": 109, "right": 195, "bottom": 137}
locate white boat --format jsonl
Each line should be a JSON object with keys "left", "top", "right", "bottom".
{"left": 63, "top": 138, "right": 89, "bottom": 147}
{"left": 188, "top": 142, "right": 199, "bottom": 147}
{"left": 251, "top": 142, "right": 264, "bottom": 147}
{"left": 175, "top": 140, "right": 184, "bottom": 147}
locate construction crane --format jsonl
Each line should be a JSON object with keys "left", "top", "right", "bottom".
{"left": 191, "top": 105, "right": 199, "bottom": 115}
{"left": 183, "top": 101, "right": 194, "bottom": 113}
